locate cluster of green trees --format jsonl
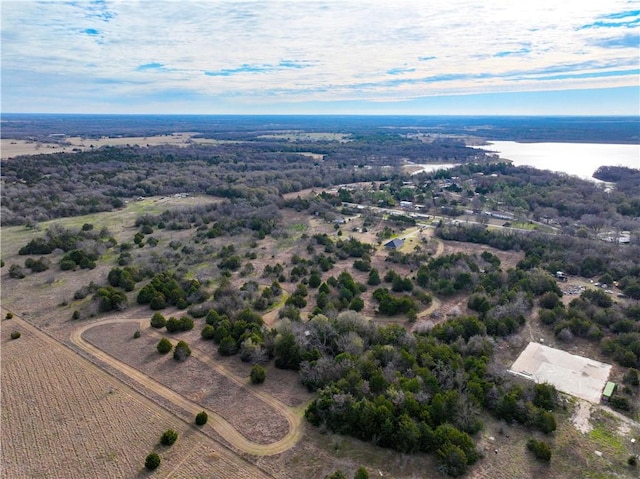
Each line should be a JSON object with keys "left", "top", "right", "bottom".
{"left": 325, "top": 467, "right": 370, "bottom": 479}
{"left": 94, "top": 286, "right": 127, "bottom": 312}
{"left": 173, "top": 341, "right": 191, "bottom": 361}
{"left": 18, "top": 227, "right": 85, "bottom": 255}
{"left": 60, "top": 249, "right": 97, "bottom": 270}
{"left": 252, "top": 281, "right": 282, "bottom": 311}
{"left": 298, "top": 311, "right": 558, "bottom": 477}
{"left": 414, "top": 250, "right": 560, "bottom": 339}
{"left": 372, "top": 288, "right": 418, "bottom": 317}
{"left": 415, "top": 161, "right": 639, "bottom": 223}
{"left": 15, "top": 224, "right": 118, "bottom": 274}
{"left": 416, "top": 253, "right": 479, "bottom": 296}
{"left": 18, "top": 223, "right": 115, "bottom": 256}
{"left": 201, "top": 307, "right": 269, "bottom": 362}
{"left": 6, "top": 126, "right": 477, "bottom": 225}
{"left": 143, "top": 428, "right": 179, "bottom": 471}
{"left": 166, "top": 316, "right": 195, "bottom": 333}
{"left": 107, "top": 266, "right": 142, "bottom": 291}
{"left": 24, "top": 257, "right": 50, "bottom": 273}
{"left": 437, "top": 222, "right": 638, "bottom": 287}
{"left": 137, "top": 272, "right": 202, "bottom": 310}
{"left": 540, "top": 287, "right": 640, "bottom": 371}
{"left": 313, "top": 271, "right": 367, "bottom": 316}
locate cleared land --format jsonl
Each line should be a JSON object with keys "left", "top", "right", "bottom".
{"left": 0, "top": 133, "right": 223, "bottom": 160}
{"left": 74, "top": 316, "right": 308, "bottom": 454}
{"left": 0, "top": 312, "right": 274, "bottom": 479}
{"left": 510, "top": 342, "right": 612, "bottom": 403}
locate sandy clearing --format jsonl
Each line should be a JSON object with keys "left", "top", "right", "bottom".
{"left": 572, "top": 399, "right": 593, "bottom": 434}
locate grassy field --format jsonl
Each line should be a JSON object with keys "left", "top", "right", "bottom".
{"left": 1, "top": 195, "right": 220, "bottom": 259}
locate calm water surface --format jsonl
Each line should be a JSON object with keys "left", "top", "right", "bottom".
{"left": 480, "top": 141, "right": 640, "bottom": 180}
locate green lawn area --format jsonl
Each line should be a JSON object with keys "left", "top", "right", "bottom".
{"left": 510, "top": 222, "right": 537, "bottom": 230}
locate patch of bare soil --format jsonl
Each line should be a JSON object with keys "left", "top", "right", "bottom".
{"left": 1, "top": 314, "right": 271, "bottom": 479}
{"left": 572, "top": 399, "right": 594, "bottom": 434}
{"left": 213, "top": 354, "right": 314, "bottom": 407}
{"left": 83, "top": 322, "right": 290, "bottom": 445}
{"left": 442, "top": 239, "right": 524, "bottom": 271}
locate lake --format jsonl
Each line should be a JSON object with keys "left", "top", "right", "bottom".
{"left": 478, "top": 141, "right": 640, "bottom": 180}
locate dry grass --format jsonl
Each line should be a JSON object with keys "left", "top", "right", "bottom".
{"left": 0, "top": 315, "right": 272, "bottom": 479}
{"left": 0, "top": 134, "right": 227, "bottom": 160}
{"left": 82, "top": 321, "right": 293, "bottom": 445}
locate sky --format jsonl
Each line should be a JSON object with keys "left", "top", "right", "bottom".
{"left": 1, "top": 0, "right": 639, "bottom": 115}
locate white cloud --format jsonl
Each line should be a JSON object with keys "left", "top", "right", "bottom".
{"left": 1, "top": 0, "right": 638, "bottom": 112}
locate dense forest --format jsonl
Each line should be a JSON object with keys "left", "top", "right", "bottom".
{"left": 1, "top": 135, "right": 485, "bottom": 225}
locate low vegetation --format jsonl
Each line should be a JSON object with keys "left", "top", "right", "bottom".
{"left": 173, "top": 341, "right": 191, "bottom": 362}
{"left": 195, "top": 411, "right": 208, "bottom": 426}
{"left": 160, "top": 429, "right": 178, "bottom": 446}
{"left": 250, "top": 364, "right": 266, "bottom": 384}
{"left": 527, "top": 438, "right": 552, "bottom": 462}
{"left": 156, "top": 338, "right": 172, "bottom": 355}
{"left": 144, "top": 452, "right": 161, "bottom": 470}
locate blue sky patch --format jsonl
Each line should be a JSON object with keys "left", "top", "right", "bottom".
{"left": 205, "top": 61, "right": 312, "bottom": 77}
{"left": 592, "top": 33, "right": 640, "bottom": 48}
{"left": 278, "top": 60, "right": 312, "bottom": 69}
{"left": 600, "top": 9, "right": 640, "bottom": 20}
{"left": 578, "top": 12, "right": 640, "bottom": 30}
{"left": 494, "top": 48, "right": 530, "bottom": 57}
{"left": 526, "top": 68, "right": 639, "bottom": 81}
{"left": 205, "top": 64, "right": 266, "bottom": 76}
{"left": 136, "top": 63, "right": 165, "bottom": 72}
{"left": 387, "top": 67, "right": 416, "bottom": 75}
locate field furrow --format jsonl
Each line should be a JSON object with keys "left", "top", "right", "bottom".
{"left": 1, "top": 314, "right": 275, "bottom": 478}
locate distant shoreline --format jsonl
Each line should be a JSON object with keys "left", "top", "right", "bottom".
{"left": 475, "top": 141, "right": 640, "bottom": 181}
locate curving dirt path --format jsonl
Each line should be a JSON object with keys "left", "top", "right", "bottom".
{"left": 2, "top": 309, "right": 278, "bottom": 478}
{"left": 70, "top": 317, "right": 308, "bottom": 456}
{"left": 62, "top": 224, "right": 447, "bottom": 457}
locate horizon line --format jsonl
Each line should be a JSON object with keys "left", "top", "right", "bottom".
{"left": 3, "top": 112, "right": 639, "bottom": 118}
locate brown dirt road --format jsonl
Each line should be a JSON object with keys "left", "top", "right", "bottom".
{"left": 1, "top": 310, "right": 275, "bottom": 478}
{"left": 71, "top": 317, "right": 308, "bottom": 456}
